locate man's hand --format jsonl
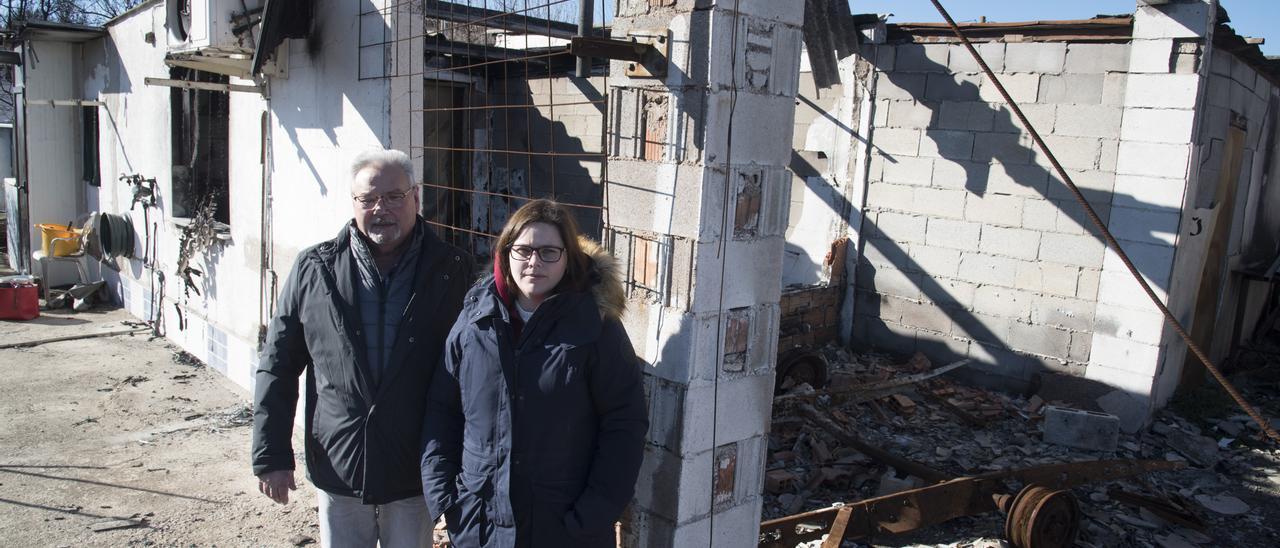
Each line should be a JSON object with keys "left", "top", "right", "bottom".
{"left": 257, "top": 470, "right": 297, "bottom": 504}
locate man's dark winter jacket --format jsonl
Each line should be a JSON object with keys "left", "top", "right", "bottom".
{"left": 252, "top": 220, "right": 473, "bottom": 504}
{"left": 421, "top": 237, "right": 648, "bottom": 548}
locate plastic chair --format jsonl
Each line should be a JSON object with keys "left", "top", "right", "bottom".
{"left": 32, "top": 212, "right": 99, "bottom": 302}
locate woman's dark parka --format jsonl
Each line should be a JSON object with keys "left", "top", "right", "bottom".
{"left": 421, "top": 237, "right": 648, "bottom": 547}
{"left": 252, "top": 221, "right": 473, "bottom": 504}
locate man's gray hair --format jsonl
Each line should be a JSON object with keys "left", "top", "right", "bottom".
{"left": 350, "top": 149, "right": 415, "bottom": 184}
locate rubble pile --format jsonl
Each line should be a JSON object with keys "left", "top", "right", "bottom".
{"left": 764, "top": 345, "right": 1280, "bottom": 547}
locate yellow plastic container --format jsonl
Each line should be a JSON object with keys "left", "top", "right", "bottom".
{"left": 37, "top": 223, "right": 83, "bottom": 257}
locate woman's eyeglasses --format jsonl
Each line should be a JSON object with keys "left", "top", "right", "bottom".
{"left": 508, "top": 245, "right": 565, "bottom": 263}
{"left": 352, "top": 187, "right": 415, "bottom": 209}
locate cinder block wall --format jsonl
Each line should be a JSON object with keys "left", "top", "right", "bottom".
{"left": 1152, "top": 46, "right": 1279, "bottom": 404}
{"left": 854, "top": 40, "right": 1132, "bottom": 389}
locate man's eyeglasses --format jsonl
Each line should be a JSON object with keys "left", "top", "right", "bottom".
{"left": 508, "top": 245, "right": 565, "bottom": 263}
{"left": 352, "top": 187, "right": 415, "bottom": 209}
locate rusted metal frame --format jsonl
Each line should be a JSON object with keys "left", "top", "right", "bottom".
{"left": 796, "top": 402, "right": 950, "bottom": 484}
{"left": 759, "top": 459, "right": 1185, "bottom": 548}
{"left": 523, "top": 1, "right": 535, "bottom": 201}
{"left": 545, "top": 3, "right": 557, "bottom": 200}
{"left": 424, "top": 219, "right": 495, "bottom": 240}
{"left": 569, "top": 36, "right": 655, "bottom": 62}
{"left": 927, "top": 0, "right": 1280, "bottom": 444}
{"left": 975, "top": 459, "right": 1185, "bottom": 489}
{"left": 418, "top": 181, "right": 605, "bottom": 210}
{"left": 417, "top": 99, "right": 604, "bottom": 112}
{"left": 413, "top": 144, "right": 603, "bottom": 157}
{"left": 761, "top": 475, "right": 996, "bottom": 547}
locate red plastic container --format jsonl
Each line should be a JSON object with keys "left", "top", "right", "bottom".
{"left": 0, "top": 283, "right": 39, "bottom": 321}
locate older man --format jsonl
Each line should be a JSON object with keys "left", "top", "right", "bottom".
{"left": 252, "top": 149, "right": 473, "bottom": 547}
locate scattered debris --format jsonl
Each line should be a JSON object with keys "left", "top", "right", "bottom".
{"left": 171, "top": 350, "right": 203, "bottom": 367}
{"left": 289, "top": 534, "right": 315, "bottom": 546}
{"left": 121, "top": 375, "right": 149, "bottom": 387}
{"left": 761, "top": 343, "right": 1280, "bottom": 547}
{"left": 212, "top": 404, "right": 253, "bottom": 428}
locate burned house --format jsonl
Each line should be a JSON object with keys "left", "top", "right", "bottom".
{"left": 3, "top": 0, "right": 1279, "bottom": 546}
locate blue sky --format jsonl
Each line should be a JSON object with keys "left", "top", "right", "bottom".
{"left": 852, "top": 0, "right": 1278, "bottom": 55}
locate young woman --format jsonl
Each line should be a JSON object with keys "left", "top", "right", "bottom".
{"left": 421, "top": 200, "right": 648, "bottom": 547}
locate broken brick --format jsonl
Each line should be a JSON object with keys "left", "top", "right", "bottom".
{"left": 765, "top": 469, "right": 798, "bottom": 494}
{"left": 906, "top": 351, "right": 931, "bottom": 373}
{"left": 890, "top": 394, "right": 917, "bottom": 414}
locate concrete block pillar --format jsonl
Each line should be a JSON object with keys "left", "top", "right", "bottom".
{"left": 1086, "top": 0, "right": 1216, "bottom": 423}
{"left": 606, "top": 1, "right": 804, "bottom": 546}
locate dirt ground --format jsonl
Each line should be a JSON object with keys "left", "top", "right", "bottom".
{"left": 0, "top": 307, "right": 318, "bottom": 547}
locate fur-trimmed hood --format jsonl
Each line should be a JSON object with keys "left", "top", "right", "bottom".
{"left": 579, "top": 235, "right": 626, "bottom": 322}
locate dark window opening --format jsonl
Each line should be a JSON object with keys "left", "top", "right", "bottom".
{"left": 82, "top": 106, "right": 99, "bottom": 186}
{"left": 170, "top": 67, "right": 230, "bottom": 225}
{"left": 421, "top": 81, "right": 471, "bottom": 247}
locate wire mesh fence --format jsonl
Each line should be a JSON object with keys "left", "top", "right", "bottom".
{"left": 357, "top": 0, "right": 614, "bottom": 267}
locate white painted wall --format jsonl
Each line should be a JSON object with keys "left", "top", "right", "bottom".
{"left": 58, "top": 0, "right": 392, "bottom": 392}
{"left": 783, "top": 50, "right": 859, "bottom": 289}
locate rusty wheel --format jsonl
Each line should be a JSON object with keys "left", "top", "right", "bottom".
{"left": 1003, "top": 485, "right": 1080, "bottom": 548}
{"left": 775, "top": 349, "right": 829, "bottom": 394}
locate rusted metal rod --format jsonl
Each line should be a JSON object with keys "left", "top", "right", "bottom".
{"left": 412, "top": 144, "right": 604, "bottom": 157}
{"left": 418, "top": 182, "right": 606, "bottom": 210}
{"left": 759, "top": 459, "right": 1183, "bottom": 547}
{"left": 416, "top": 99, "right": 605, "bottom": 113}
{"left": 927, "top": 0, "right": 1279, "bottom": 444}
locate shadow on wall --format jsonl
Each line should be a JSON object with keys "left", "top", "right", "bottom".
{"left": 795, "top": 48, "right": 1188, "bottom": 392}
{"left": 272, "top": 7, "right": 365, "bottom": 198}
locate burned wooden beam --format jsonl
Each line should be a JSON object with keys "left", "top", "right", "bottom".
{"left": 796, "top": 401, "right": 949, "bottom": 484}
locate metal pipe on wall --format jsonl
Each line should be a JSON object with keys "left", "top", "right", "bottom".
{"left": 575, "top": 0, "right": 595, "bottom": 77}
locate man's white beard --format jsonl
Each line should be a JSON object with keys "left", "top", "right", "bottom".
{"left": 366, "top": 215, "right": 401, "bottom": 246}
{"left": 367, "top": 226, "right": 401, "bottom": 246}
